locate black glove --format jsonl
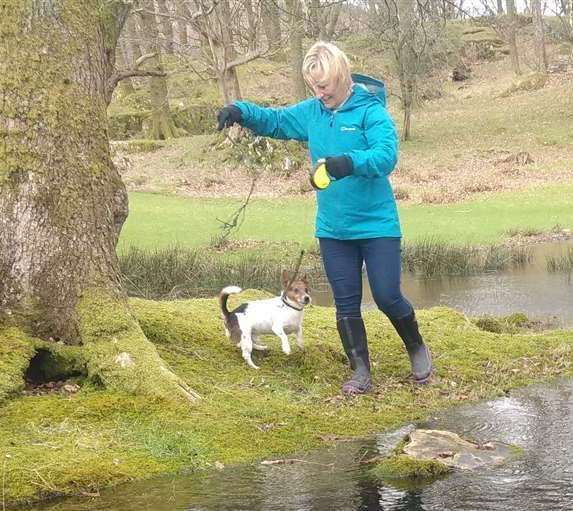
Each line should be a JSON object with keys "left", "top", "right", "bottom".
{"left": 216, "top": 105, "right": 242, "bottom": 130}
{"left": 325, "top": 156, "right": 353, "bottom": 180}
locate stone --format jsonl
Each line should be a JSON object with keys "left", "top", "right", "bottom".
{"left": 403, "top": 429, "right": 512, "bottom": 470}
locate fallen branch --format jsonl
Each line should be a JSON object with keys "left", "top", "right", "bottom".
{"left": 260, "top": 458, "right": 334, "bottom": 467}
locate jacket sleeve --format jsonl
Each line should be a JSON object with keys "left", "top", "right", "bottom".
{"left": 233, "top": 99, "right": 312, "bottom": 141}
{"left": 345, "top": 105, "right": 398, "bottom": 178}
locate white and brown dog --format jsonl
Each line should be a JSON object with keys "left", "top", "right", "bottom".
{"left": 219, "top": 271, "right": 311, "bottom": 369}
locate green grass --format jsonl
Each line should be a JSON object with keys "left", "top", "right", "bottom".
{"left": 119, "top": 184, "right": 573, "bottom": 250}
{"left": 2, "top": 303, "right": 573, "bottom": 506}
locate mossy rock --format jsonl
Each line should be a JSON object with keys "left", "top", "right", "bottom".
{"left": 474, "top": 312, "right": 540, "bottom": 334}
{"left": 370, "top": 454, "right": 452, "bottom": 480}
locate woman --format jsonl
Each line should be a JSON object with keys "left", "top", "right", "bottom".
{"left": 216, "top": 41, "right": 432, "bottom": 394}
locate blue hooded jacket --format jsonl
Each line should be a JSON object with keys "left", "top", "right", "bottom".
{"left": 234, "top": 83, "right": 401, "bottom": 239}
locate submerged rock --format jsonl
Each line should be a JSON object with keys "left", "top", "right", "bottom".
{"left": 403, "top": 429, "right": 513, "bottom": 470}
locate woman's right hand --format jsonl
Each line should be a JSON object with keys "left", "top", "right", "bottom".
{"left": 216, "top": 105, "right": 242, "bottom": 130}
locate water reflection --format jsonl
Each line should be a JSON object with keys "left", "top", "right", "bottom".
{"left": 31, "top": 379, "right": 573, "bottom": 511}
{"left": 312, "top": 242, "right": 573, "bottom": 327}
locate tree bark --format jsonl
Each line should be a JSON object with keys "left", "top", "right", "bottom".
{"left": 216, "top": 0, "right": 243, "bottom": 103}
{"left": 0, "top": 0, "right": 196, "bottom": 403}
{"left": 175, "top": 0, "right": 189, "bottom": 50}
{"left": 506, "top": 0, "right": 522, "bottom": 75}
{"left": 397, "top": 0, "right": 417, "bottom": 141}
{"left": 532, "top": 0, "right": 548, "bottom": 72}
{"left": 156, "top": 0, "right": 175, "bottom": 54}
{"left": 123, "top": 10, "right": 143, "bottom": 63}
{"left": 116, "top": 40, "right": 137, "bottom": 98}
{"left": 261, "top": 0, "right": 283, "bottom": 58}
{"left": 138, "top": 0, "right": 182, "bottom": 139}
{"left": 308, "top": 0, "right": 321, "bottom": 39}
{"left": 325, "top": 4, "right": 342, "bottom": 40}
{"left": 285, "top": 0, "right": 306, "bottom": 101}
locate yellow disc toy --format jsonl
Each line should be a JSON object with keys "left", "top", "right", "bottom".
{"left": 309, "top": 159, "right": 331, "bottom": 190}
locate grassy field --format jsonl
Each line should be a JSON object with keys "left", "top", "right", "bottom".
{"left": 119, "top": 184, "right": 573, "bottom": 250}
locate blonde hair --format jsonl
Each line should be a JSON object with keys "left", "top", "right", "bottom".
{"left": 302, "top": 41, "right": 352, "bottom": 92}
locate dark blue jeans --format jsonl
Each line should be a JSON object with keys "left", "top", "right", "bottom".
{"left": 319, "top": 237, "right": 414, "bottom": 321}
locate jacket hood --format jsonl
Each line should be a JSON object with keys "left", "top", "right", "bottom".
{"left": 320, "top": 83, "right": 383, "bottom": 114}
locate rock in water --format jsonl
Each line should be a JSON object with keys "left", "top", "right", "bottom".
{"left": 403, "top": 429, "right": 513, "bottom": 470}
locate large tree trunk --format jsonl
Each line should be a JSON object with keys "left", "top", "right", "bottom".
{"left": 138, "top": 0, "right": 182, "bottom": 139}
{"left": 0, "top": 0, "right": 196, "bottom": 403}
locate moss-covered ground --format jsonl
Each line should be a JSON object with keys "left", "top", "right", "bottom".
{"left": 1, "top": 296, "right": 572, "bottom": 507}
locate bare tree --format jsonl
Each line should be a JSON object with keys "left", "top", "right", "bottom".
{"left": 136, "top": 0, "right": 183, "bottom": 138}
{"left": 506, "top": 0, "right": 522, "bottom": 74}
{"left": 532, "top": 0, "right": 548, "bottom": 72}
{"left": 157, "top": 0, "right": 176, "bottom": 53}
{"left": 261, "top": 0, "right": 284, "bottom": 55}
{"left": 177, "top": 0, "right": 285, "bottom": 103}
{"left": 547, "top": 0, "right": 573, "bottom": 41}
{"left": 367, "top": 0, "right": 447, "bottom": 140}
{"left": 307, "top": 0, "right": 344, "bottom": 40}
{"left": 175, "top": 0, "right": 190, "bottom": 48}
{"left": 0, "top": 0, "right": 196, "bottom": 403}
{"left": 286, "top": 0, "right": 307, "bottom": 100}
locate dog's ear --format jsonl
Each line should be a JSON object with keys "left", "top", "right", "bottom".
{"left": 281, "top": 269, "right": 290, "bottom": 289}
{"left": 301, "top": 273, "right": 309, "bottom": 284}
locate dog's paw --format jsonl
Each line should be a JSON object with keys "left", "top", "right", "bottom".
{"left": 281, "top": 344, "right": 291, "bottom": 355}
{"left": 253, "top": 343, "right": 268, "bottom": 351}
{"left": 246, "top": 358, "right": 260, "bottom": 370}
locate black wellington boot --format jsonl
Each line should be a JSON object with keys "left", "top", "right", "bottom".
{"left": 390, "top": 312, "right": 433, "bottom": 384}
{"left": 337, "top": 317, "right": 373, "bottom": 394}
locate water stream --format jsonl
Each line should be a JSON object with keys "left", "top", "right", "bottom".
{"left": 31, "top": 378, "right": 573, "bottom": 511}
{"left": 312, "top": 241, "right": 573, "bottom": 327}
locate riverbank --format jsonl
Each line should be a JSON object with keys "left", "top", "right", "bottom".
{"left": 2, "top": 299, "right": 572, "bottom": 507}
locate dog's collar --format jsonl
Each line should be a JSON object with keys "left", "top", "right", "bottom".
{"left": 281, "top": 293, "right": 303, "bottom": 311}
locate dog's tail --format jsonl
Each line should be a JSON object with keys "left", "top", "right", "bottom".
{"left": 219, "top": 286, "right": 242, "bottom": 319}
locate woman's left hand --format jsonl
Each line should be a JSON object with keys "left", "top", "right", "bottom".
{"left": 325, "top": 156, "right": 353, "bottom": 179}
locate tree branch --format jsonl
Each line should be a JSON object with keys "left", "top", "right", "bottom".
{"left": 225, "top": 48, "right": 265, "bottom": 69}
{"left": 106, "top": 52, "right": 166, "bottom": 99}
